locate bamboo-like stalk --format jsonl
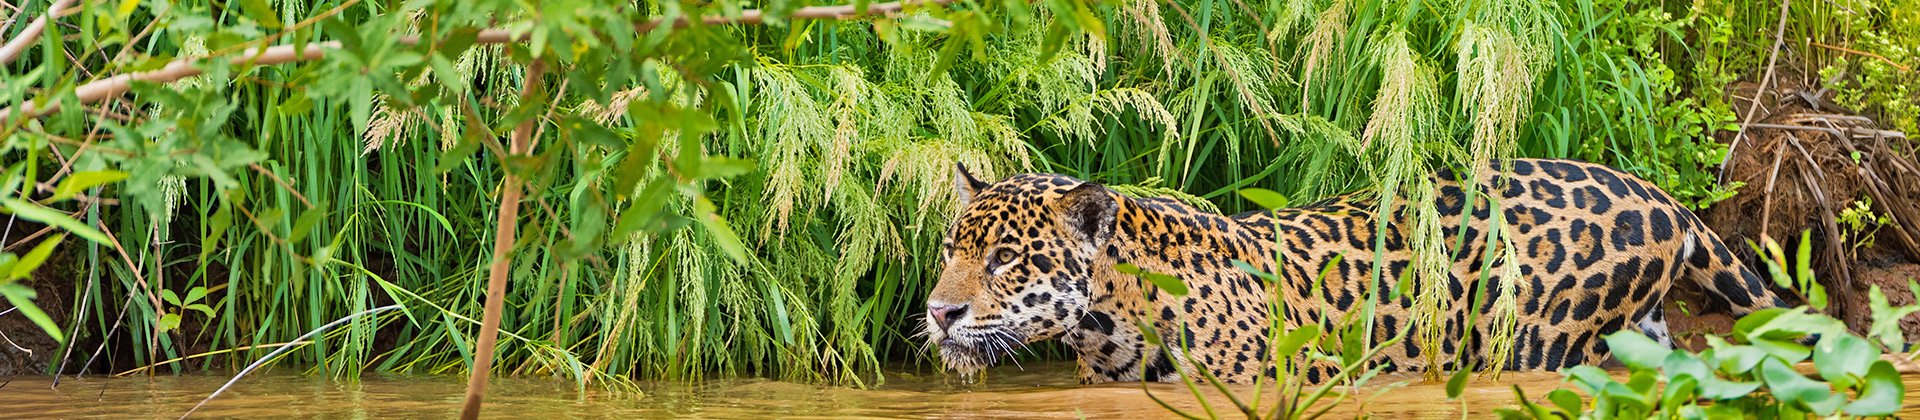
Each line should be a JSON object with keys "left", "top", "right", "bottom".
{"left": 0, "top": 0, "right": 957, "bottom": 123}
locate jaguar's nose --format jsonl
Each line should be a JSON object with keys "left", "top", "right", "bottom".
{"left": 928, "top": 303, "right": 969, "bottom": 331}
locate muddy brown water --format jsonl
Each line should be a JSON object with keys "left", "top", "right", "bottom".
{"left": 5, "top": 362, "right": 1919, "bottom": 418}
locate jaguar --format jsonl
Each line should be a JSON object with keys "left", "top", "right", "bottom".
{"left": 922, "top": 158, "right": 1789, "bottom": 384}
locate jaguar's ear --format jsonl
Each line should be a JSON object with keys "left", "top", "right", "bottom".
{"left": 1059, "top": 182, "right": 1118, "bottom": 251}
{"left": 955, "top": 162, "right": 989, "bottom": 207}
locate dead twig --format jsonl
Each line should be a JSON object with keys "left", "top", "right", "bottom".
{"left": 1812, "top": 41, "right": 1914, "bottom": 72}
{"left": 0, "top": 0, "right": 77, "bottom": 65}
{"left": 1721, "top": 0, "right": 1793, "bottom": 183}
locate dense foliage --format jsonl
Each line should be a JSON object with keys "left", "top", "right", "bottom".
{"left": 0, "top": 0, "right": 1914, "bottom": 392}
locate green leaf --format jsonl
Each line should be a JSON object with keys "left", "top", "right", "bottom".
{"left": 6, "top": 234, "right": 62, "bottom": 281}
{"left": 1842, "top": 360, "right": 1904, "bottom": 416}
{"left": 158, "top": 312, "right": 182, "bottom": 332}
{"left": 1812, "top": 334, "right": 1878, "bottom": 388}
{"left": 764, "top": 284, "right": 794, "bottom": 345}
{"left": 237, "top": 0, "right": 281, "bottom": 29}
{"left": 1661, "top": 375, "right": 1698, "bottom": 412}
{"left": 1236, "top": 188, "right": 1290, "bottom": 210}
{"left": 161, "top": 289, "right": 181, "bottom": 306}
{"left": 1272, "top": 324, "right": 1319, "bottom": 357}
{"left": 1115, "top": 264, "right": 1188, "bottom": 296}
{"left": 184, "top": 287, "right": 208, "bottom": 305}
{"left": 49, "top": 170, "right": 128, "bottom": 202}
{"left": 1445, "top": 366, "right": 1470, "bottom": 398}
{"left": 185, "top": 304, "right": 215, "bottom": 317}
{"left": 286, "top": 203, "right": 331, "bottom": 245}
{"left": 1708, "top": 345, "right": 1768, "bottom": 374}
{"left": 1606, "top": 331, "right": 1672, "bottom": 370}
{"left": 1758, "top": 358, "right": 1833, "bottom": 406}
{"left": 1141, "top": 272, "right": 1187, "bottom": 296}
{"left": 693, "top": 196, "right": 750, "bottom": 265}
{"left": 0, "top": 284, "right": 64, "bottom": 343}
{"left": 1565, "top": 365, "right": 1615, "bottom": 394}
{"left": 2, "top": 198, "right": 110, "bottom": 245}
{"left": 1732, "top": 307, "right": 1786, "bottom": 341}
{"left": 1866, "top": 284, "right": 1920, "bottom": 349}
{"left": 1229, "top": 259, "right": 1279, "bottom": 283}
{"left": 1546, "top": 389, "right": 1583, "bottom": 414}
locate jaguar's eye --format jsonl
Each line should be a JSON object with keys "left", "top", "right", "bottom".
{"left": 990, "top": 249, "right": 1018, "bottom": 267}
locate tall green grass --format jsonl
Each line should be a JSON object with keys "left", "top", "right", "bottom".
{"left": 2, "top": 0, "right": 1905, "bottom": 387}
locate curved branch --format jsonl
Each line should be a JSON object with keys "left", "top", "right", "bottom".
{"left": 0, "top": 0, "right": 80, "bottom": 66}
{"left": 0, "top": 0, "right": 956, "bottom": 123}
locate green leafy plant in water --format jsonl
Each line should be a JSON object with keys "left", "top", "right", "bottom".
{"left": 1498, "top": 231, "right": 1915, "bottom": 418}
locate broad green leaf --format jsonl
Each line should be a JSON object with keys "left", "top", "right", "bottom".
{"left": 1546, "top": 389, "right": 1583, "bottom": 414}
{"left": 1866, "top": 284, "right": 1920, "bottom": 349}
{"left": 1812, "top": 334, "right": 1878, "bottom": 388}
{"left": 1707, "top": 345, "right": 1768, "bottom": 374}
{"left": 1605, "top": 331, "right": 1671, "bottom": 370}
{"left": 1565, "top": 365, "right": 1615, "bottom": 394}
{"left": 1842, "top": 360, "right": 1904, "bottom": 416}
{"left": 1272, "top": 324, "right": 1319, "bottom": 357}
{"left": 186, "top": 304, "right": 215, "bottom": 317}
{"left": 6, "top": 234, "right": 62, "bottom": 281}
{"left": 159, "top": 313, "right": 183, "bottom": 332}
{"left": 1758, "top": 358, "right": 1832, "bottom": 407}
{"left": 2, "top": 198, "right": 110, "bottom": 245}
{"left": 1236, "top": 188, "right": 1290, "bottom": 210}
{"left": 0, "top": 284, "right": 64, "bottom": 342}
{"left": 1661, "top": 375, "right": 1698, "bottom": 412}
{"left": 50, "top": 170, "right": 128, "bottom": 202}
{"left": 161, "top": 289, "right": 181, "bottom": 306}
{"left": 1445, "top": 366, "right": 1470, "bottom": 398}
{"left": 1731, "top": 307, "right": 1787, "bottom": 341}
{"left": 185, "top": 287, "right": 208, "bottom": 305}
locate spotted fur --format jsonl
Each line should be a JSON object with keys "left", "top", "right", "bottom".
{"left": 923, "top": 159, "right": 1788, "bottom": 384}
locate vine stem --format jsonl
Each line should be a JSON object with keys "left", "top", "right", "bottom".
{"left": 0, "top": 0, "right": 957, "bottom": 123}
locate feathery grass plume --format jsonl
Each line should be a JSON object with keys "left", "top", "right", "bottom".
{"left": 1201, "top": 39, "right": 1286, "bottom": 165}
{"left": 1042, "top": 87, "right": 1179, "bottom": 146}
{"left": 1272, "top": 113, "right": 1367, "bottom": 201}
{"left": 1480, "top": 235, "right": 1527, "bottom": 378}
{"left": 1108, "top": 180, "right": 1221, "bottom": 213}
{"left": 1116, "top": 0, "right": 1181, "bottom": 78}
{"left": 1456, "top": 24, "right": 1534, "bottom": 171}
{"left": 875, "top": 137, "right": 996, "bottom": 235}
{"left": 578, "top": 87, "right": 647, "bottom": 124}
{"left": 747, "top": 64, "right": 835, "bottom": 239}
{"left": 981, "top": 28, "right": 1100, "bottom": 122}
{"left": 974, "top": 112, "right": 1034, "bottom": 172}
{"left": 1361, "top": 29, "right": 1452, "bottom": 379}
{"left": 1267, "top": 0, "right": 1319, "bottom": 45}
{"left": 363, "top": 94, "right": 417, "bottom": 153}
{"left": 1298, "top": 0, "right": 1350, "bottom": 111}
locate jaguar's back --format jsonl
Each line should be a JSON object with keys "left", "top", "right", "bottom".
{"left": 922, "top": 159, "right": 1788, "bottom": 384}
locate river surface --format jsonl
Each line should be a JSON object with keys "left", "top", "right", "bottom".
{"left": 6, "top": 362, "right": 1919, "bottom": 418}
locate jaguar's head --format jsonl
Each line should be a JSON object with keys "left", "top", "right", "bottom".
{"left": 924, "top": 163, "right": 1118, "bottom": 376}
